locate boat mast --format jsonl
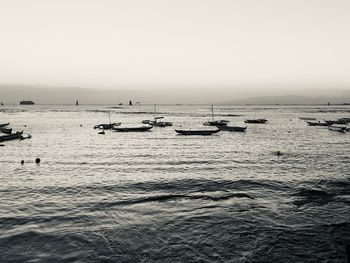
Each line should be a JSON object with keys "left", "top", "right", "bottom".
{"left": 154, "top": 104, "right": 156, "bottom": 121}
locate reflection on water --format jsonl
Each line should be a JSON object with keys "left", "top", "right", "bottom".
{"left": 0, "top": 105, "right": 349, "bottom": 262}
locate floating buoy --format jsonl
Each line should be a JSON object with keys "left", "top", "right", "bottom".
{"left": 21, "top": 160, "right": 24, "bottom": 165}
{"left": 35, "top": 158, "right": 41, "bottom": 164}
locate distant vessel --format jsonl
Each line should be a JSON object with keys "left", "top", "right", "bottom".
{"left": 20, "top": 100, "right": 35, "bottom": 105}
{"left": 76, "top": 100, "right": 79, "bottom": 106}
{"left": 129, "top": 100, "right": 133, "bottom": 106}
{"left": 1, "top": 102, "right": 3, "bottom": 106}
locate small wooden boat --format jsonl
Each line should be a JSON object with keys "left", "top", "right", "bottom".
{"left": 218, "top": 126, "right": 247, "bottom": 132}
{"left": 325, "top": 119, "right": 350, "bottom": 125}
{"left": 0, "top": 131, "right": 23, "bottom": 142}
{"left": 203, "top": 120, "right": 229, "bottom": 127}
{"left": 0, "top": 123, "right": 10, "bottom": 128}
{"left": 142, "top": 105, "right": 172, "bottom": 127}
{"left": 299, "top": 117, "right": 317, "bottom": 121}
{"left": 203, "top": 105, "right": 229, "bottom": 127}
{"left": 94, "top": 123, "right": 121, "bottom": 129}
{"left": 328, "top": 126, "right": 348, "bottom": 133}
{"left": 307, "top": 121, "right": 331, "bottom": 126}
{"left": 244, "top": 119, "right": 268, "bottom": 124}
{"left": 175, "top": 128, "right": 220, "bottom": 135}
{"left": 0, "top": 127, "right": 12, "bottom": 134}
{"left": 113, "top": 125, "right": 153, "bottom": 132}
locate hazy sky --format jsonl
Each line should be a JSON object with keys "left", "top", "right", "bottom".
{"left": 0, "top": 0, "right": 350, "bottom": 91}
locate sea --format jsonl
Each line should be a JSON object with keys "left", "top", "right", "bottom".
{"left": 0, "top": 104, "right": 349, "bottom": 263}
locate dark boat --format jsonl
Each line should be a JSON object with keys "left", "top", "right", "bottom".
{"left": 299, "top": 117, "right": 317, "bottom": 121}
{"left": 94, "top": 123, "right": 121, "bottom": 129}
{"left": 218, "top": 126, "right": 247, "bottom": 132}
{"left": 76, "top": 100, "right": 79, "bottom": 106}
{"left": 307, "top": 121, "right": 331, "bottom": 126}
{"left": 20, "top": 100, "right": 35, "bottom": 105}
{"left": 113, "top": 125, "right": 153, "bottom": 132}
{"left": 203, "top": 105, "right": 229, "bottom": 127}
{"left": 0, "top": 131, "right": 23, "bottom": 142}
{"left": 325, "top": 119, "right": 350, "bottom": 125}
{"left": 0, "top": 123, "right": 10, "bottom": 128}
{"left": 142, "top": 105, "right": 173, "bottom": 127}
{"left": 328, "top": 126, "right": 349, "bottom": 133}
{"left": 244, "top": 119, "right": 268, "bottom": 124}
{"left": 175, "top": 128, "right": 220, "bottom": 135}
{"left": 94, "top": 112, "right": 121, "bottom": 129}
{"left": 0, "top": 127, "right": 12, "bottom": 134}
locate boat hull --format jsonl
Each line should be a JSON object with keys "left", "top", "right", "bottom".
{"left": 175, "top": 129, "right": 220, "bottom": 135}
{"left": 113, "top": 126, "right": 153, "bottom": 132}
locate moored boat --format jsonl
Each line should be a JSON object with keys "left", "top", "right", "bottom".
{"left": 0, "top": 123, "right": 10, "bottom": 128}
{"left": 113, "top": 125, "right": 153, "bottom": 132}
{"left": 20, "top": 100, "right": 35, "bottom": 105}
{"left": 94, "top": 123, "right": 121, "bottom": 129}
{"left": 218, "top": 126, "right": 247, "bottom": 132}
{"left": 175, "top": 128, "right": 220, "bottom": 135}
{"left": 0, "top": 131, "right": 23, "bottom": 142}
{"left": 299, "top": 117, "right": 317, "bottom": 121}
{"left": 142, "top": 105, "right": 172, "bottom": 127}
{"left": 0, "top": 127, "right": 12, "bottom": 134}
{"left": 203, "top": 105, "right": 229, "bottom": 127}
{"left": 307, "top": 121, "right": 331, "bottom": 126}
{"left": 244, "top": 119, "right": 268, "bottom": 124}
{"left": 328, "top": 125, "right": 348, "bottom": 133}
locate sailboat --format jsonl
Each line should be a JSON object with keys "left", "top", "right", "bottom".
{"left": 142, "top": 104, "right": 172, "bottom": 127}
{"left": 203, "top": 105, "right": 229, "bottom": 127}
{"left": 94, "top": 111, "right": 121, "bottom": 129}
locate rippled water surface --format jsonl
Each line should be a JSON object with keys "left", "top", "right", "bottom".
{"left": 0, "top": 104, "right": 349, "bottom": 262}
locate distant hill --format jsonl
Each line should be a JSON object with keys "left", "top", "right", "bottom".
{"left": 223, "top": 95, "right": 350, "bottom": 105}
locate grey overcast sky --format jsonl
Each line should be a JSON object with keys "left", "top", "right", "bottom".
{"left": 0, "top": 0, "right": 350, "bottom": 92}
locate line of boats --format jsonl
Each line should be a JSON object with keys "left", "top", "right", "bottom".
{"left": 92, "top": 105, "right": 272, "bottom": 135}
{"left": 0, "top": 123, "right": 32, "bottom": 143}
{"left": 304, "top": 117, "right": 350, "bottom": 133}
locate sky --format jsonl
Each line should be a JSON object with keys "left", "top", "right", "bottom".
{"left": 0, "top": 0, "right": 350, "bottom": 101}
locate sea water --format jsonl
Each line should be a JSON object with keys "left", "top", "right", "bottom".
{"left": 0, "top": 104, "right": 349, "bottom": 262}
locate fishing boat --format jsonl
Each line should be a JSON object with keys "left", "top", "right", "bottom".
{"left": 325, "top": 119, "right": 350, "bottom": 125}
{"left": 0, "top": 123, "right": 9, "bottom": 128}
{"left": 0, "top": 127, "right": 12, "bottom": 134}
{"left": 94, "top": 112, "right": 121, "bottom": 129}
{"left": 299, "top": 117, "right": 317, "bottom": 121}
{"left": 142, "top": 105, "right": 172, "bottom": 127}
{"left": 203, "top": 105, "right": 229, "bottom": 127}
{"left": 244, "top": 118, "right": 268, "bottom": 124}
{"left": 306, "top": 121, "right": 331, "bottom": 126}
{"left": 0, "top": 131, "right": 23, "bottom": 142}
{"left": 175, "top": 128, "right": 220, "bottom": 135}
{"left": 20, "top": 100, "right": 35, "bottom": 105}
{"left": 113, "top": 125, "right": 153, "bottom": 132}
{"left": 94, "top": 123, "right": 121, "bottom": 129}
{"left": 328, "top": 126, "right": 348, "bottom": 133}
{"left": 218, "top": 126, "right": 247, "bottom": 132}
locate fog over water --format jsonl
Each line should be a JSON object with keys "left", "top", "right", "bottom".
{"left": 1, "top": 0, "right": 350, "bottom": 97}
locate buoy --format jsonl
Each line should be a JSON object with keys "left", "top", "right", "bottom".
{"left": 276, "top": 151, "right": 282, "bottom": 157}
{"left": 35, "top": 158, "right": 41, "bottom": 164}
{"left": 21, "top": 160, "right": 24, "bottom": 165}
